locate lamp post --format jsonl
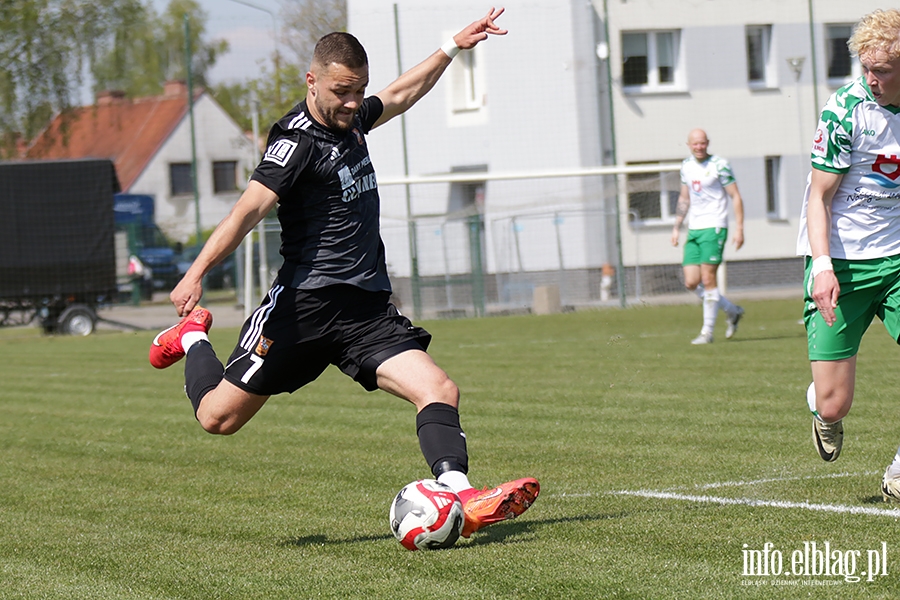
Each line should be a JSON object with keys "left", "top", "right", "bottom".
{"left": 787, "top": 57, "right": 807, "bottom": 169}
{"left": 224, "top": 0, "right": 280, "bottom": 316}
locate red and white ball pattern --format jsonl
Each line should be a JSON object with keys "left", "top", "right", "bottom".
{"left": 389, "top": 479, "right": 464, "bottom": 550}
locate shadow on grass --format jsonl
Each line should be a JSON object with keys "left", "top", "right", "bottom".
{"left": 278, "top": 511, "right": 631, "bottom": 549}
{"left": 715, "top": 332, "right": 806, "bottom": 344}
{"left": 464, "top": 511, "right": 631, "bottom": 546}
{"left": 280, "top": 532, "right": 394, "bottom": 547}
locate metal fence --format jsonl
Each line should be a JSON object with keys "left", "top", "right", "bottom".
{"left": 237, "top": 167, "right": 804, "bottom": 320}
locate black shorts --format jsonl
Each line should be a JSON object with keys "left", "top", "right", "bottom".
{"left": 222, "top": 284, "right": 432, "bottom": 395}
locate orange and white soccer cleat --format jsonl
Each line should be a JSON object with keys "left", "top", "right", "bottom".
{"left": 148, "top": 307, "right": 212, "bottom": 369}
{"left": 458, "top": 477, "right": 539, "bottom": 538}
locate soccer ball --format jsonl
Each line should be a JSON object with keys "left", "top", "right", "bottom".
{"left": 389, "top": 479, "right": 464, "bottom": 550}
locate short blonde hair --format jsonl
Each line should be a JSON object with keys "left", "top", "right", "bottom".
{"left": 849, "top": 9, "right": 900, "bottom": 61}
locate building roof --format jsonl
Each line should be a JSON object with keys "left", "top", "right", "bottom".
{"left": 25, "top": 82, "right": 198, "bottom": 190}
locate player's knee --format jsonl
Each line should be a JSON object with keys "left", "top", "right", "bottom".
{"left": 817, "top": 403, "right": 851, "bottom": 423}
{"left": 196, "top": 412, "right": 243, "bottom": 435}
{"left": 428, "top": 376, "right": 460, "bottom": 409}
{"left": 815, "top": 388, "right": 853, "bottom": 422}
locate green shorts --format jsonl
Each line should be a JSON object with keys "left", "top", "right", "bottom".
{"left": 683, "top": 227, "right": 727, "bottom": 266}
{"left": 803, "top": 255, "right": 900, "bottom": 361}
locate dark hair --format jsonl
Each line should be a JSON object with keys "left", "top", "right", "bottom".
{"left": 313, "top": 32, "right": 368, "bottom": 69}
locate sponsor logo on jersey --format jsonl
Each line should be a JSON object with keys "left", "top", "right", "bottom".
{"left": 341, "top": 173, "right": 377, "bottom": 203}
{"left": 863, "top": 154, "right": 900, "bottom": 189}
{"left": 862, "top": 128, "right": 876, "bottom": 136}
{"left": 338, "top": 166, "right": 355, "bottom": 190}
{"left": 263, "top": 139, "right": 298, "bottom": 167}
{"left": 812, "top": 128, "right": 827, "bottom": 156}
{"left": 255, "top": 336, "right": 274, "bottom": 357}
{"left": 338, "top": 157, "right": 378, "bottom": 202}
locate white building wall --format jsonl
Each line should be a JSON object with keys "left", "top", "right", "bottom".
{"left": 349, "top": 0, "right": 605, "bottom": 278}
{"left": 601, "top": 0, "right": 886, "bottom": 269}
{"left": 353, "top": 1, "right": 886, "bottom": 285}
{"left": 129, "top": 94, "right": 256, "bottom": 244}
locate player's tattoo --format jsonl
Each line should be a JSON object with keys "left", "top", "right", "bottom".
{"left": 675, "top": 197, "right": 689, "bottom": 218}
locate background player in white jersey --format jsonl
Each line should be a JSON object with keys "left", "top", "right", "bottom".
{"left": 671, "top": 129, "right": 745, "bottom": 344}
{"left": 797, "top": 8, "right": 900, "bottom": 502}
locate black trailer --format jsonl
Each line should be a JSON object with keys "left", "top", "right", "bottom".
{"left": 0, "top": 159, "right": 119, "bottom": 335}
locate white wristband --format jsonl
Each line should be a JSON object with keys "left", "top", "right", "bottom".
{"left": 811, "top": 255, "right": 833, "bottom": 278}
{"left": 441, "top": 38, "right": 460, "bottom": 59}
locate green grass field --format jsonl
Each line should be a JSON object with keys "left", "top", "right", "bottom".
{"left": 2, "top": 297, "right": 900, "bottom": 599}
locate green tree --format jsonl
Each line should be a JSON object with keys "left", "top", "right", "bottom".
{"left": 281, "top": 0, "right": 347, "bottom": 71}
{"left": 0, "top": 0, "right": 225, "bottom": 157}
{"left": 211, "top": 0, "right": 346, "bottom": 138}
{"left": 0, "top": 0, "right": 144, "bottom": 154}
{"left": 213, "top": 62, "right": 307, "bottom": 135}
{"left": 91, "top": 0, "right": 227, "bottom": 98}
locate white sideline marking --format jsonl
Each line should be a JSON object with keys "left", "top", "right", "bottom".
{"left": 688, "top": 471, "right": 880, "bottom": 490}
{"left": 612, "top": 490, "right": 900, "bottom": 518}
{"left": 550, "top": 471, "right": 877, "bottom": 499}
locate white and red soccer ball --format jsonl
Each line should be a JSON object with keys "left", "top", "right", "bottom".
{"left": 389, "top": 479, "right": 464, "bottom": 550}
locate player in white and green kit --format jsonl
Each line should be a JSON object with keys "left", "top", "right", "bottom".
{"left": 797, "top": 8, "right": 900, "bottom": 502}
{"left": 672, "top": 129, "right": 745, "bottom": 345}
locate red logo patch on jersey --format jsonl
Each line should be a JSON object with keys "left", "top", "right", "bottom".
{"left": 352, "top": 128, "right": 363, "bottom": 145}
{"left": 812, "top": 128, "right": 826, "bottom": 155}
{"left": 872, "top": 155, "right": 900, "bottom": 181}
{"left": 692, "top": 180, "right": 702, "bottom": 193}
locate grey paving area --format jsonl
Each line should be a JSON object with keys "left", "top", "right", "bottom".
{"left": 96, "top": 301, "right": 248, "bottom": 332}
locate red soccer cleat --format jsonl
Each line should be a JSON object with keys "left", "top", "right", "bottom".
{"left": 148, "top": 307, "right": 212, "bottom": 369}
{"left": 458, "top": 477, "right": 539, "bottom": 537}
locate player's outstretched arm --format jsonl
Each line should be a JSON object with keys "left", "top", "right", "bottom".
{"left": 373, "top": 7, "right": 507, "bottom": 128}
{"left": 170, "top": 181, "right": 279, "bottom": 316}
{"left": 807, "top": 169, "right": 843, "bottom": 326}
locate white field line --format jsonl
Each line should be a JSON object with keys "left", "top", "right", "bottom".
{"left": 610, "top": 490, "right": 900, "bottom": 518}
{"left": 552, "top": 472, "right": 900, "bottom": 517}
{"left": 683, "top": 471, "right": 881, "bottom": 491}
{"left": 550, "top": 471, "right": 877, "bottom": 499}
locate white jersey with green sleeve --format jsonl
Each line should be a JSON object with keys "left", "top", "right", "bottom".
{"left": 796, "top": 76, "right": 900, "bottom": 259}
{"left": 679, "top": 155, "right": 735, "bottom": 230}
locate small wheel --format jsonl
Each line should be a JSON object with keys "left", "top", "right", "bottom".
{"left": 59, "top": 305, "right": 96, "bottom": 336}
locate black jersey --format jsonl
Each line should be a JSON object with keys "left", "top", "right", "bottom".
{"left": 250, "top": 96, "right": 391, "bottom": 292}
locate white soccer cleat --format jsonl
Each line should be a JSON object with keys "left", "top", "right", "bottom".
{"left": 812, "top": 417, "right": 843, "bottom": 462}
{"left": 725, "top": 306, "right": 744, "bottom": 339}
{"left": 691, "top": 331, "right": 713, "bottom": 345}
{"left": 807, "top": 382, "right": 843, "bottom": 462}
{"left": 882, "top": 467, "right": 900, "bottom": 503}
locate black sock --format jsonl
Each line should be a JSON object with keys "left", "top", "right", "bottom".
{"left": 416, "top": 403, "right": 469, "bottom": 477}
{"left": 184, "top": 340, "right": 224, "bottom": 417}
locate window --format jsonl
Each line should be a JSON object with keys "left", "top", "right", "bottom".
{"left": 746, "top": 25, "right": 775, "bottom": 88}
{"left": 826, "top": 24, "right": 861, "bottom": 84}
{"left": 622, "top": 30, "right": 682, "bottom": 92}
{"left": 450, "top": 47, "right": 484, "bottom": 112}
{"left": 170, "top": 163, "right": 194, "bottom": 196}
{"left": 627, "top": 165, "right": 681, "bottom": 223}
{"left": 765, "top": 156, "right": 782, "bottom": 219}
{"left": 213, "top": 161, "right": 237, "bottom": 193}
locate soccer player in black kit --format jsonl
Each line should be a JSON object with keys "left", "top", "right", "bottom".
{"left": 149, "top": 7, "right": 538, "bottom": 539}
